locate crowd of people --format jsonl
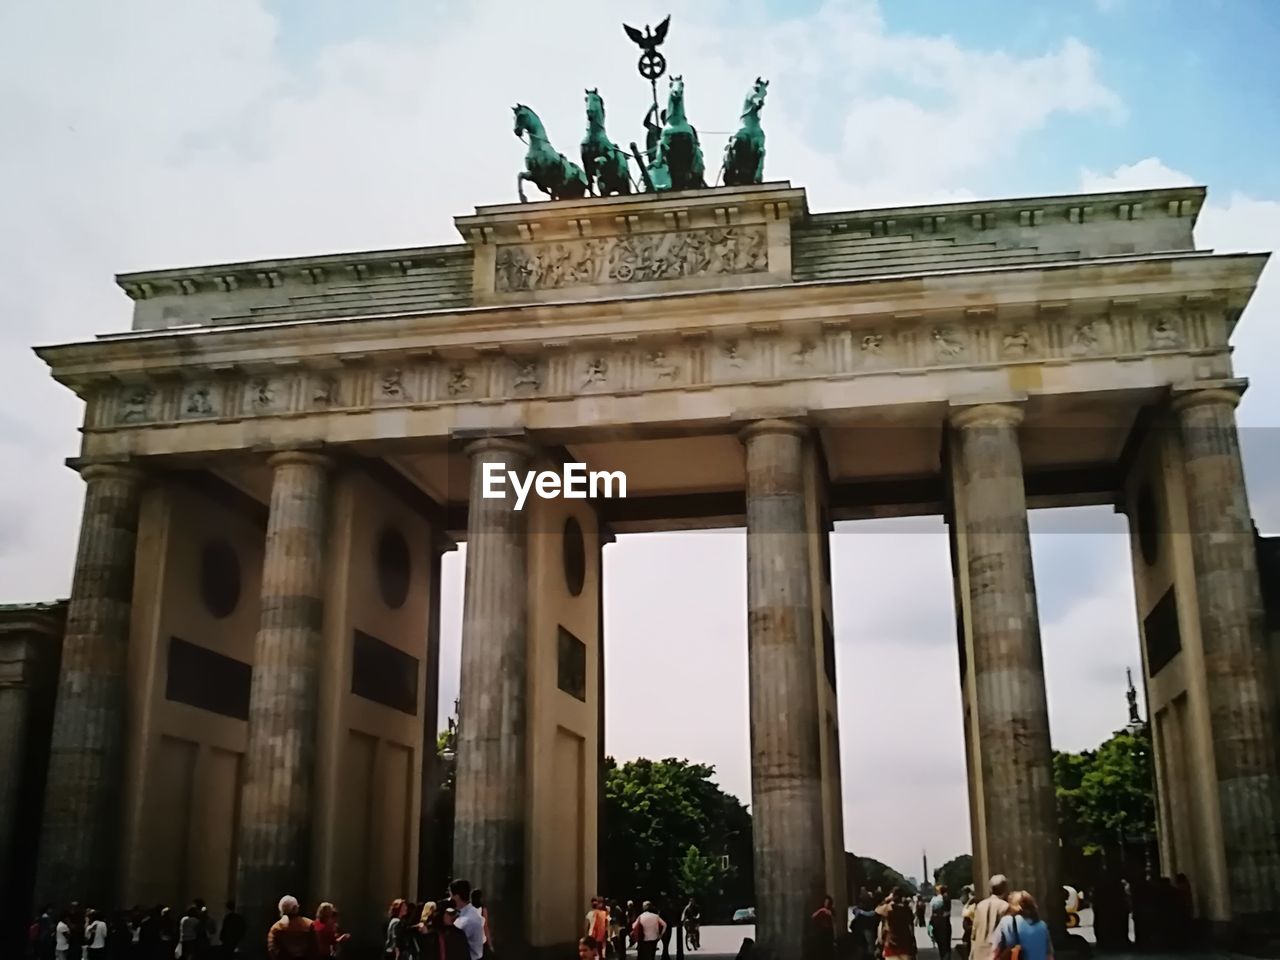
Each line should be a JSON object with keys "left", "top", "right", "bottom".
{"left": 26, "top": 899, "right": 247, "bottom": 959}
{"left": 578, "top": 896, "right": 703, "bottom": 960}
{"left": 804, "top": 876, "right": 1053, "bottom": 960}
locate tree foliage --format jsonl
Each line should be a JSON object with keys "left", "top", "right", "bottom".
{"left": 933, "top": 854, "right": 973, "bottom": 895}
{"left": 1054, "top": 726, "right": 1156, "bottom": 882}
{"left": 602, "top": 757, "right": 753, "bottom": 914}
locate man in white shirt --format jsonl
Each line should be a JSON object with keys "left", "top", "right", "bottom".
{"left": 632, "top": 901, "right": 666, "bottom": 960}
{"left": 84, "top": 909, "right": 109, "bottom": 956}
{"left": 451, "top": 878, "right": 486, "bottom": 960}
{"left": 971, "top": 875, "right": 1011, "bottom": 960}
{"left": 55, "top": 914, "right": 71, "bottom": 960}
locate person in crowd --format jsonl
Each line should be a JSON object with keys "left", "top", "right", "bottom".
{"left": 420, "top": 905, "right": 469, "bottom": 960}
{"left": 957, "top": 893, "right": 977, "bottom": 960}
{"left": 626, "top": 903, "right": 639, "bottom": 950}
{"left": 849, "top": 893, "right": 878, "bottom": 960}
{"left": 586, "top": 899, "right": 610, "bottom": 958}
{"left": 450, "top": 880, "right": 486, "bottom": 960}
{"left": 913, "top": 895, "right": 926, "bottom": 930}
{"left": 267, "top": 896, "right": 318, "bottom": 960}
{"left": 470, "top": 889, "right": 492, "bottom": 957}
{"left": 385, "top": 901, "right": 407, "bottom": 960}
{"left": 658, "top": 901, "right": 676, "bottom": 960}
{"left": 609, "top": 901, "right": 626, "bottom": 959}
{"left": 54, "top": 909, "right": 73, "bottom": 960}
{"left": 579, "top": 938, "right": 599, "bottom": 960}
{"left": 178, "top": 904, "right": 204, "bottom": 958}
{"left": 681, "top": 899, "right": 700, "bottom": 952}
{"left": 807, "top": 895, "right": 836, "bottom": 960}
{"left": 631, "top": 901, "right": 666, "bottom": 960}
{"left": 970, "top": 876, "right": 1009, "bottom": 960}
{"left": 84, "top": 909, "right": 109, "bottom": 960}
{"left": 313, "top": 903, "right": 350, "bottom": 958}
{"left": 875, "top": 889, "right": 916, "bottom": 960}
{"left": 928, "top": 885, "right": 953, "bottom": 960}
{"left": 990, "top": 892, "right": 1051, "bottom": 960}
{"left": 28, "top": 904, "right": 56, "bottom": 960}
{"left": 220, "top": 902, "right": 246, "bottom": 959}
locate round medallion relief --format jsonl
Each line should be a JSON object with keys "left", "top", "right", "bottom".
{"left": 1136, "top": 484, "right": 1160, "bottom": 567}
{"left": 200, "top": 540, "right": 241, "bottom": 619}
{"left": 377, "top": 527, "right": 412, "bottom": 609}
{"left": 563, "top": 516, "right": 586, "bottom": 597}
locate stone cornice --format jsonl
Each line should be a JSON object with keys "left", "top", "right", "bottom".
{"left": 806, "top": 185, "right": 1208, "bottom": 230}
{"left": 39, "top": 252, "right": 1265, "bottom": 391}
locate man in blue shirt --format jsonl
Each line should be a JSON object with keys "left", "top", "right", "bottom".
{"left": 451, "top": 879, "right": 486, "bottom": 960}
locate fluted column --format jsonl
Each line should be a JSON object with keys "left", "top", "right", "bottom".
{"left": 453, "top": 438, "right": 533, "bottom": 955}
{"left": 949, "top": 404, "right": 1060, "bottom": 928}
{"left": 1173, "top": 387, "right": 1280, "bottom": 916}
{"left": 741, "top": 420, "right": 825, "bottom": 960}
{"left": 35, "top": 463, "right": 143, "bottom": 906}
{"left": 235, "top": 451, "right": 332, "bottom": 931}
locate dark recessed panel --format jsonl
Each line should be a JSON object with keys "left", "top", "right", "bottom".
{"left": 352, "top": 629, "right": 419, "bottom": 715}
{"left": 165, "top": 637, "right": 251, "bottom": 720}
{"left": 563, "top": 516, "right": 586, "bottom": 597}
{"left": 822, "top": 613, "right": 837, "bottom": 693}
{"left": 557, "top": 626, "right": 587, "bottom": 702}
{"left": 1143, "top": 585, "right": 1181, "bottom": 677}
{"left": 200, "top": 540, "right": 241, "bottom": 619}
{"left": 377, "top": 527, "right": 412, "bottom": 610}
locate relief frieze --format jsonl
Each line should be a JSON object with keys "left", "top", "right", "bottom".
{"left": 493, "top": 225, "right": 768, "bottom": 293}
{"left": 100, "top": 307, "right": 1222, "bottom": 428}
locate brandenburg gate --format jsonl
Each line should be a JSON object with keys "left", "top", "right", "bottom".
{"left": 18, "top": 179, "right": 1280, "bottom": 954}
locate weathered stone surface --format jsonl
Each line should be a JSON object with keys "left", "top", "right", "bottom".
{"left": 35, "top": 464, "right": 143, "bottom": 906}
{"left": 493, "top": 226, "right": 768, "bottom": 292}
{"left": 741, "top": 419, "right": 826, "bottom": 960}
{"left": 235, "top": 451, "right": 332, "bottom": 930}
{"left": 1173, "top": 387, "right": 1280, "bottom": 916}
{"left": 453, "top": 438, "right": 534, "bottom": 955}
{"left": 949, "top": 404, "right": 1060, "bottom": 929}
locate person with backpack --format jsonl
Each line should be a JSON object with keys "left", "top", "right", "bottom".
{"left": 990, "top": 892, "right": 1052, "bottom": 960}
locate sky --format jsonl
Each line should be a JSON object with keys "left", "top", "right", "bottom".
{"left": 3, "top": 0, "right": 1280, "bottom": 882}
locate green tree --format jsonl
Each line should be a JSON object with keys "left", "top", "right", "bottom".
{"left": 676, "top": 844, "right": 733, "bottom": 899}
{"left": 602, "top": 757, "right": 753, "bottom": 916}
{"left": 933, "top": 854, "right": 972, "bottom": 895}
{"left": 1053, "top": 726, "right": 1156, "bottom": 885}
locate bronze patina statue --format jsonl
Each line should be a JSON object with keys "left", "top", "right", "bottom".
{"left": 643, "top": 75, "right": 705, "bottom": 192}
{"left": 721, "top": 77, "right": 768, "bottom": 187}
{"left": 510, "top": 16, "right": 766, "bottom": 200}
{"left": 513, "top": 103, "right": 589, "bottom": 202}
{"left": 581, "top": 89, "right": 632, "bottom": 196}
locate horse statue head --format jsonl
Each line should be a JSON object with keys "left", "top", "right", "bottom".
{"left": 512, "top": 103, "right": 544, "bottom": 142}
{"left": 666, "top": 75, "right": 687, "bottom": 124}
{"left": 741, "top": 77, "right": 769, "bottom": 123}
{"left": 585, "top": 88, "right": 605, "bottom": 128}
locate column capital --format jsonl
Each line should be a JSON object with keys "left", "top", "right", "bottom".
{"left": 464, "top": 436, "right": 536, "bottom": 461}
{"left": 1171, "top": 378, "right": 1247, "bottom": 414}
{"left": 949, "top": 402, "right": 1024, "bottom": 430}
{"left": 738, "top": 417, "right": 810, "bottom": 444}
{"left": 68, "top": 458, "right": 143, "bottom": 484}
{"left": 266, "top": 449, "right": 334, "bottom": 471}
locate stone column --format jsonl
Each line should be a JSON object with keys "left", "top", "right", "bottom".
{"left": 949, "top": 404, "right": 1060, "bottom": 927}
{"left": 453, "top": 438, "right": 533, "bottom": 955}
{"left": 235, "top": 451, "right": 332, "bottom": 929}
{"left": 741, "top": 420, "right": 826, "bottom": 960}
{"left": 1173, "top": 387, "right": 1280, "bottom": 916}
{"left": 35, "top": 463, "right": 143, "bottom": 906}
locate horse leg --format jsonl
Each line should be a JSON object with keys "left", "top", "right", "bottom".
{"left": 517, "top": 171, "right": 530, "bottom": 203}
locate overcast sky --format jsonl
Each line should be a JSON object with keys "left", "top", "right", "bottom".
{"left": 4, "top": 0, "right": 1280, "bottom": 881}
